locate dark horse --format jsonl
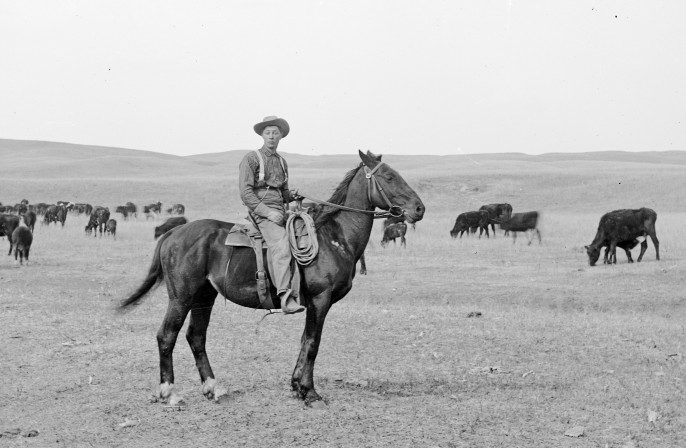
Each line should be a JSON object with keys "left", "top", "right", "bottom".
{"left": 119, "top": 151, "right": 425, "bottom": 406}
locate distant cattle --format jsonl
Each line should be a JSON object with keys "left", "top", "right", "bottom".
{"left": 154, "top": 216, "right": 188, "bottom": 240}
{"left": 105, "top": 219, "right": 117, "bottom": 238}
{"left": 381, "top": 222, "right": 407, "bottom": 247}
{"left": 167, "top": 203, "right": 185, "bottom": 215}
{"left": 585, "top": 208, "right": 659, "bottom": 266}
{"left": 20, "top": 199, "right": 29, "bottom": 205}
{"left": 12, "top": 222, "right": 33, "bottom": 265}
{"left": 603, "top": 239, "right": 640, "bottom": 264}
{"left": 85, "top": 207, "right": 111, "bottom": 237}
{"left": 43, "top": 205, "right": 67, "bottom": 226}
{"left": 33, "top": 203, "right": 49, "bottom": 215}
{"left": 479, "top": 203, "right": 513, "bottom": 235}
{"left": 0, "top": 214, "right": 21, "bottom": 255}
{"left": 450, "top": 210, "right": 490, "bottom": 238}
{"left": 125, "top": 202, "right": 137, "bottom": 218}
{"left": 72, "top": 203, "right": 93, "bottom": 215}
{"left": 499, "top": 211, "right": 540, "bottom": 245}
{"left": 22, "top": 211, "right": 36, "bottom": 232}
{"left": 13, "top": 203, "right": 28, "bottom": 214}
{"left": 144, "top": 202, "right": 162, "bottom": 218}
{"left": 115, "top": 206, "right": 130, "bottom": 219}
{"left": 0, "top": 205, "right": 13, "bottom": 213}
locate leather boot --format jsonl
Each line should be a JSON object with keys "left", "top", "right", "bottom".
{"left": 279, "top": 290, "right": 305, "bottom": 314}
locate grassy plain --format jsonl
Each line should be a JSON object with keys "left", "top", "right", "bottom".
{"left": 0, "top": 141, "right": 685, "bottom": 447}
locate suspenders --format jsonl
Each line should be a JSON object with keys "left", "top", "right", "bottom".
{"left": 254, "top": 150, "right": 288, "bottom": 184}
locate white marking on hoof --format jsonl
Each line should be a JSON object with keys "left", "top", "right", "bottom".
{"left": 213, "top": 387, "right": 230, "bottom": 404}
{"left": 307, "top": 399, "right": 327, "bottom": 410}
{"left": 202, "top": 378, "right": 217, "bottom": 399}
{"left": 159, "top": 382, "right": 174, "bottom": 400}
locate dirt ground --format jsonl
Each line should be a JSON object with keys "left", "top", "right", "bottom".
{"left": 0, "top": 210, "right": 683, "bottom": 448}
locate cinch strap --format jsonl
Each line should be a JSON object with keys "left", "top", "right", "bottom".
{"left": 255, "top": 150, "right": 288, "bottom": 184}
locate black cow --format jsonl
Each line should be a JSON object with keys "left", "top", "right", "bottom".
{"left": 33, "top": 203, "right": 49, "bottom": 215}
{"left": 12, "top": 223, "right": 33, "bottom": 265}
{"left": 167, "top": 203, "right": 185, "bottom": 215}
{"left": 154, "top": 216, "right": 188, "bottom": 239}
{"left": 22, "top": 211, "right": 36, "bottom": 232}
{"left": 450, "top": 210, "right": 490, "bottom": 238}
{"left": 43, "top": 205, "right": 67, "bottom": 226}
{"left": 85, "top": 207, "right": 110, "bottom": 237}
{"left": 72, "top": 203, "right": 93, "bottom": 215}
{"left": 585, "top": 208, "right": 659, "bottom": 266}
{"left": 499, "top": 211, "right": 540, "bottom": 245}
{"left": 125, "top": 202, "right": 137, "bottom": 218}
{"left": 115, "top": 206, "right": 129, "bottom": 219}
{"left": 144, "top": 202, "right": 162, "bottom": 219}
{"left": 0, "top": 214, "right": 21, "bottom": 255}
{"left": 13, "top": 203, "right": 28, "bottom": 214}
{"left": 105, "top": 219, "right": 117, "bottom": 238}
{"left": 381, "top": 222, "right": 407, "bottom": 247}
{"left": 479, "top": 203, "right": 513, "bottom": 235}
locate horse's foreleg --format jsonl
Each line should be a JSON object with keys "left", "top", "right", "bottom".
{"left": 292, "top": 292, "right": 331, "bottom": 404}
{"left": 157, "top": 299, "right": 191, "bottom": 406}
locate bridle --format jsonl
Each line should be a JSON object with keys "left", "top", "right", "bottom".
{"left": 299, "top": 162, "right": 405, "bottom": 219}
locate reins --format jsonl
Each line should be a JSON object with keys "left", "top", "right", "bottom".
{"left": 285, "top": 161, "right": 405, "bottom": 266}
{"left": 298, "top": 162, "right": 405, "bottom": 220}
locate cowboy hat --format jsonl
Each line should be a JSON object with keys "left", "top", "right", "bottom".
{"left": 254, "top": 116, "right": 290, "bottom": 138}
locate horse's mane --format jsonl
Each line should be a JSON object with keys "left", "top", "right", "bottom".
{"left": 312, "top": 163, "right": 364, "bottom": 228}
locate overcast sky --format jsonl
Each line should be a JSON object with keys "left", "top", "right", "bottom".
{"left": 1, "top": 1, "right": 683, "bottom": 156}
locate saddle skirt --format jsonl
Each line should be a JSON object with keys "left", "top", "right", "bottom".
{"left": 223, "top": 216, "right": 311, "bottom": 310}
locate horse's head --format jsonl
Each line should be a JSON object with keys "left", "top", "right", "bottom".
{"left": 358, "top": 150, "right": 425, "bottom": 223}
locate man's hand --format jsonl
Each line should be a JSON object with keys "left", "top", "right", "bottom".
{"left": 289, "top": 189, "right": 303, "bottom": 201}
{"left": 267, "top": 210, "right": 284, "bottom": 225}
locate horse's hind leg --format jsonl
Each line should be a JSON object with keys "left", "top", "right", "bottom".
{"left": 157, "top": 292, "right": 193, "bottom": 406}
{"left": 185, "top": 283, "right": 225, "bottom": 401}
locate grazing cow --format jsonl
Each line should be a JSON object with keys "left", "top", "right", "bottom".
{"left": 154, "top": 216, "right": 188, "bottom": 240}
{"left": 115, "top": 206, "right": 129, "bottom": 219}
{"left": 125, "top": 202, "right": 137, "bottom": 218}
{"left": 144, "top": 202, "right": 162, "bottom": 218}
{"left": 479, "top": 203, "right": 513, "bottom": 235}
{"left": 499, "top": 211, "right": 540, "bottom": 245}
{"left": 22, "top": 211, "right": 36, "bottom": 232}
{"left": 0, "top": 214, "right": 21, "bottom": 255}
{"left": 450, "top": 210, "right": 490, "bottom": 238}
{"left": 381, "top": 222, "right": 407, "bottom": 247}
{"left": 12, "top": 221, "right": 33, "bottom": 265}
{"left": 85, "top": 207, "right": 111, "bottom": 237}
{"left": 585, "top": 208, "right": 659, "bottom": 266}
{"left": 72, "top": 203, "right": 93, "bottom": 215}
{"left": 43, "top": 205, "right": 67, "bottom": 226}
{"left": 33, "top": 203, "right": 49, "bottom": 215}
{"left": 105, "top": 219, "right": 117, "bottom": 238}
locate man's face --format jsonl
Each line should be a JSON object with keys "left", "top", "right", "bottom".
{"left": 262, "top": 126, "right": 282, "bottom": 150}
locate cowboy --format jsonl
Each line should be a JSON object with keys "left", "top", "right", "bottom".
{"left": 238, "top": 116, "right": 305, "bottom": 314}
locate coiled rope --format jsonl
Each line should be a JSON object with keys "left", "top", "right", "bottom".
{"left": 286, "top": 210, "right": 319, "bottom": 266}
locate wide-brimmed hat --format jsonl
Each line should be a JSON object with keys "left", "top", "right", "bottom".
{"left": 254, "top": 116, "right": 290, "bottom": 138}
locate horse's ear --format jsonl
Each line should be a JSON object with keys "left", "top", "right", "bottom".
{"left": 366, "top": 150, "right": 382, "bottom": 162}
{"left": 359, "top": 150, "right": 376, "bottom": 168}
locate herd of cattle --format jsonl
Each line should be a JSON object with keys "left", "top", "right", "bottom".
{"left": 0, "top": 197, "right": 662, "bottom": 268}
{"left": 0, "top": 200, "right": 187, "bottom": 265}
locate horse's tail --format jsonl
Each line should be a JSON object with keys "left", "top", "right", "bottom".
{"left": 119, "top": 230, "right": 171, "bottom": 310}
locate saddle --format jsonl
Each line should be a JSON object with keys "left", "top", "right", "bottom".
{"left": 224, "top": 214, "right": 313, "bottom": 310}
